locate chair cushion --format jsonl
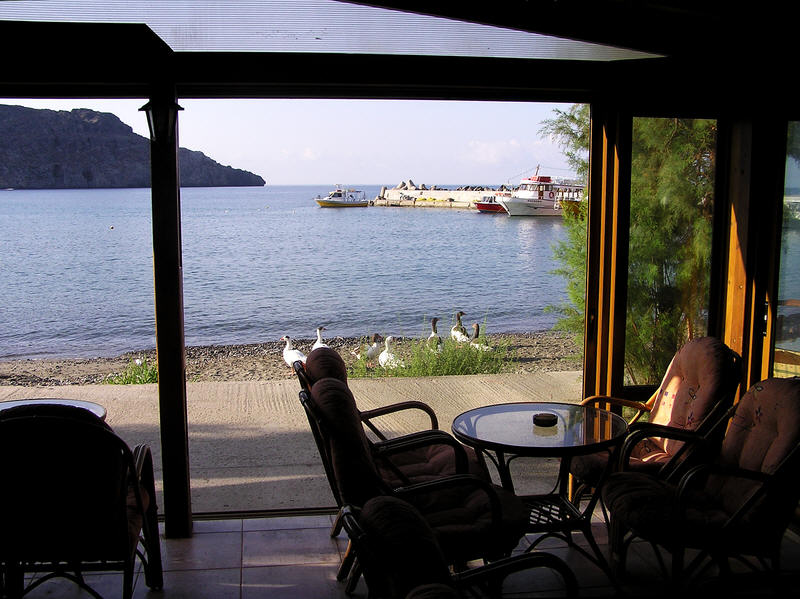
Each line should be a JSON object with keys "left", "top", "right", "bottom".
{"left": 646, "top": 336, "right": 735, "bottom": 456}
{"left": 358, "top": 496, "right": 452, "bottom": 598}
{"left": 408, "top": 482, "right": 529, "bottom": 563}
{"left": 305, "top": 347, "right": 348, "bottom": 384}
{"left": 711, "top": 377, "right": 800, "bottom": 525}
{"left": 377, "top": 443, "right": 490, "bottom": 488}
{"left": 571, "top": 337, "right": 736, "bottom": 485}
{"left": 310, "top": 377, "right": 383, "bottom": 505}
{"left": 602, "top": 471, "right": 731, "bottom": 549}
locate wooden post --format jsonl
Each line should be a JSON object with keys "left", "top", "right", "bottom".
{"left": 142, "top": 91, "right": 192, "bottom": 538}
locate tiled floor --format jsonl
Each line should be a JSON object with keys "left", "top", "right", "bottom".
{"left": 14, "top": 511, "right": 800, "bottom": 598}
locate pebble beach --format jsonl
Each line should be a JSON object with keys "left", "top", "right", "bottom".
{"left": 0, "top": 330, "right": 581, "bottom": 387}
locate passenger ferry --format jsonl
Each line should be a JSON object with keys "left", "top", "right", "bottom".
{"left": 497, "top": 169, "right": 584, "bottom": 217}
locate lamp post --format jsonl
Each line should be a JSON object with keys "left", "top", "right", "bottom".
{"left": 140, "top": 98, "right": 182, "bottom": 144}
{"left": 140, "top": 94, "right": 192, "bottom": 538}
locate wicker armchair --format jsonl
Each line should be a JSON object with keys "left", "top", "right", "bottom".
{"left": 0, "top": 404, "right": 163, "bottom": 599}
{"left": 570, "top": 337, "right": 742, "bottom": 508}
{"left": 602, "top": 377, "right": 800, "bottom": 589}
{"left": 342, "top": 495, "right": 576, "bottom": 599}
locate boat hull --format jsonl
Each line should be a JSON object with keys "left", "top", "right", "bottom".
{"left": 315, "top": 199, "right": 369, "bottom": 207}
{"left": 475, "top": 202, "right": 506, "bottom": 213}
{"left": 497, "top": 197, "right": 563, "bottom": 216}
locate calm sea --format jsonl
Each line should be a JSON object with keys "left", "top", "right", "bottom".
{"left": 1, "top": 186, "right": 571, "bottom": 359}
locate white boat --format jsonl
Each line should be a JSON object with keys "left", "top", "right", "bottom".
{"left": 315, "top": 186, "right": 369, "bottom": 207}
{"left": 497, "top": 169, "right": 584, "bottom": 217}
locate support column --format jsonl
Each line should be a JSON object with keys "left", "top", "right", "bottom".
{"left": 583, "top": 104, "right": 632, "bottom": 399}
{"left": 719, "top": 117, "right": 788, "bottom": 390}
{"left": 141, "top": 91, "right": 192, "bottom": 538}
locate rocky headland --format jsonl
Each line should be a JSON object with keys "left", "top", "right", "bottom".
{"left": 0, "top": 104, "right": 265, "bottom": 189}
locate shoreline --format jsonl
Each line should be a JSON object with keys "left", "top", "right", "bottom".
{"left": 0, "top": 330, "right": 581, "bottom": 387}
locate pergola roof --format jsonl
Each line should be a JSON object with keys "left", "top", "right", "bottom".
{"left": 2, "top": 1, "right": 792, "bottom": 113}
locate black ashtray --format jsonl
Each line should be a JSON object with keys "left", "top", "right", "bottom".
{"left": 533, "top": 412, "right": 558, "bottom": 427}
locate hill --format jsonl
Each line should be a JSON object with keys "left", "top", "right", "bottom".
{"left": 0, "top": 105, "right": 265, "bottom": 189}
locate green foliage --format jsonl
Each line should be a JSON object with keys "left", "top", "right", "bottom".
{"left": 625, "top": 117, "right": 714, "bottom": 384}
{"left": 105, "top": 357, "right": 158, "bottom": 384}
{"left": 541, "top": 107, "right": 715, "bottom": 385}
{"left": 348, "top": 335, "right": 514, "bottom": 379}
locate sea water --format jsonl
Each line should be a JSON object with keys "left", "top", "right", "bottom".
{"left": 0, "top": 186, "right": 570, "bottom": 359}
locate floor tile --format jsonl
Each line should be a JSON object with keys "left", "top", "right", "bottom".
{"left": 242, "top": 563, "right": 343, "bottom": 599}
{"left": 135, "top": 568, "right": 242, "bottom": 599}
{"left": 162, "top": 530, "right": 243, "bottom": 571}
{"left": 242, "top": 513, "right": 335, "bottom": 532}
{"left": 242, "top": 527, "right": 343, "bottom": 567}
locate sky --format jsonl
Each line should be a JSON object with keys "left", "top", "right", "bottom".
{"left": 1, "top": 98, "right": 578, "bottom": 185}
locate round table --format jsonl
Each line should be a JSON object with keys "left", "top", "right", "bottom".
{"left": 452, "top": 401, "right": 627, "bottom": 578}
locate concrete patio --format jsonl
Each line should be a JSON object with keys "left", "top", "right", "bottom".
{"left": 0, "top": 370, "right": 583, "bottom": 513}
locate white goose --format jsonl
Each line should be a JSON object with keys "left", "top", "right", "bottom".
{"left": 280, "top": 335, "right": 307, "bottom": 367}
{"left": 427, "top": 317, "right": 443, "bottom": 352}
{"left": 469, "top": 323, "right": 491, "bottom": 351}
{"left": 379, "top": 335, "right": 404, "bottom": 369}
{"left": 351, "top": 333, "right": 384, "bottom": 365}
{"left": 450, "top": 311, "right": 470, "bottom": 343}
{"left": 312, "top": 326, "right": 329, "bottom": 350}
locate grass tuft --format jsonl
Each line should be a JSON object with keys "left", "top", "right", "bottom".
{"left": 105, "top": 357, "right": 158, "bottom": 384}
{"left": 349, "top": 335, "right": 515, "bottom": 378}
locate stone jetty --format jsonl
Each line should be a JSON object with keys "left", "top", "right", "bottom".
{"left": 373, "top": 179, "right": 512, "bottom": 210}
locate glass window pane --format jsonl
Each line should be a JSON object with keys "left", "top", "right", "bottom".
{"left": 625, "top": 117, "right": 716, "bottom": 385}
{"left": 773, "top": 121, "right": 800, "bottom": 378}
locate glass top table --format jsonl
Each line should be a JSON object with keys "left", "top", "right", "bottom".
{"left": 452, "top": 401, "right": 627, "bottom": 459}
{"left": 0, "top": 398, "right": 107, "bottom": 420}
{"left": 452, "top": 402, "right": 627, "bottom": 580}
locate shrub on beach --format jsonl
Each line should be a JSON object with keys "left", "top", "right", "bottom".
{"left": 349, "top": 335, "right": 515, "bottom": 378}
{"left": 105, "top": 357, "right": 158, "bottom": 384}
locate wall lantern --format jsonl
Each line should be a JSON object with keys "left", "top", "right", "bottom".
{"left": 140, "top": 99, "right": 183, "bottom": 143}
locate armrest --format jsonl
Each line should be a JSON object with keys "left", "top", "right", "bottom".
{"left": 617, "top": 424, "right": 707, "bottom": 473}
{"left": 581, "top": 394, "right": 651, "bottom": 424}
{"left": 373, "top": 430, "right": 469, "bottom": 474}
{"left": 453, "top": 552, "right": 578, "bottom": 598}
{"left": 360, "top": 401, "right": 438, "bottom": 441}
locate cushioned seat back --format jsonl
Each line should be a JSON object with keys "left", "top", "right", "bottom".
{"left": 640, "top": 336, "right": 740, "bottom": 460}
{"left": 710, "top": 377, "right": 800, "bottom": 527}
{"left": 309, "top": 377, "right": 385, "bottom": 506}
{"left": 305, "top": 346, "right": 348, "bottom": 384}
{"left": 0, "top": 414, "right": 133, "bottom": 563}
{"left": 355, "top": 496, "right": 452, "bottom": 599}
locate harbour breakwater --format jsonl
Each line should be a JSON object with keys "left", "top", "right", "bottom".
{"left": 373, "top": 179, "right": 505, "bottom": 209}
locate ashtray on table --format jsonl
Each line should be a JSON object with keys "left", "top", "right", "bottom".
{"left": 533, "top": 412, "right": 558, "bottom": 427}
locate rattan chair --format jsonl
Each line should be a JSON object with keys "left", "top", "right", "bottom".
{"left": 342, "top": 495, "right": 577, "bottom": 599}
{"left": 570, "top": 337, "right": 742, "bottom": 510}
{"left": 301, "top": 377, "right": 529, "bottom": 592}
{"left": 295, "top": 348, "right": 490, "bottom": 532}
{"left": 602, "top": 377, "right": 800, "bottom": 590}
{"left": 0, "top": 404, "right": 163, "bottom": 599}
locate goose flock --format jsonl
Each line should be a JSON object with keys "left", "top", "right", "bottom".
{"left": 281, "top": 312, "right": 491, "bottom": 370}
{"left": 351, "top": 333, "right": 384, "bottom": 366}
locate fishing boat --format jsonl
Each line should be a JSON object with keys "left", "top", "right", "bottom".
{"left": 315, "top": 186, "right": 369, "bottom": 207}
{"left": 497, "top": 168, "right": 584, "bottom": 217}
{"left": 474, "top": 193, "right": 509, "bottom": 213}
